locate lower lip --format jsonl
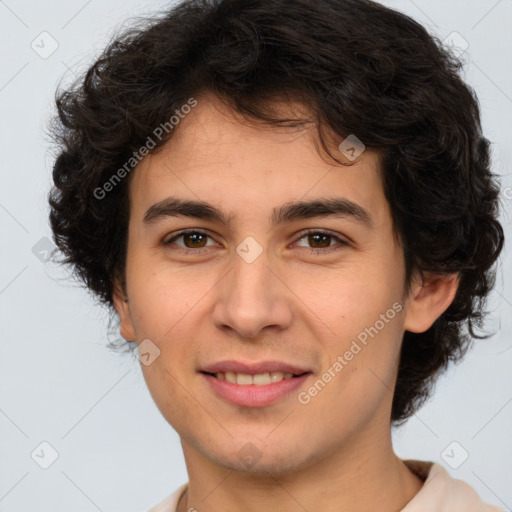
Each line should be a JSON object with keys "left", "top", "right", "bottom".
{"left": 202, "top": 373, "right": 310, "bottom": 407}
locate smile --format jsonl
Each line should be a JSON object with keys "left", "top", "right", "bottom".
{"left": 206, "top": 371, "right": 297, "bottom": 385}
{"left": 200, "top": 366, "right": 311, "bottom": 407}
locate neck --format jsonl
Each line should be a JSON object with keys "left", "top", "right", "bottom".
{"left": 178, "top": 429, "right": 424, "bottom": 512}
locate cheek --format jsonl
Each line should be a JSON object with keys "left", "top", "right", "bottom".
{"left": 290, "top": 264, "right": 405, "bottom": 394}
{"left": 126, "top": 259, "right": 207, "bottom": 335}
{"left": 302, "top": 310, "right": 404, "bottom": 433}
{"left": 140, "top": 361, "right": 200, "bottom": 436}
{"left": 290, "top": 263, "right": 403, "bottom": 334}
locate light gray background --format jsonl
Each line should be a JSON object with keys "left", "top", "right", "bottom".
{"left": 0, "top": 1, "right": 511, "bottom": 511}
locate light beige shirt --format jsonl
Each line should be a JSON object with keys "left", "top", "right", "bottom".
{"left": 145, "top": 460, "right": 505, "bottom": 511}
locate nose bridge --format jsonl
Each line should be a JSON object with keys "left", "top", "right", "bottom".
{"left": 212, "top": 237, "right": 292, "bottom": 337}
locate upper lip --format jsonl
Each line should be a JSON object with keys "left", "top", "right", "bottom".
{"left": 200, "top": 360, "right": 310, "bottom": 376}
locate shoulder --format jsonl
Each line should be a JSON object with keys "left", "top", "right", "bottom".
{"left": 143, "top": 483, "right": 188, "bottom": 512}
{"left": 401, "top": 459, "right": 504, "bottom": 512}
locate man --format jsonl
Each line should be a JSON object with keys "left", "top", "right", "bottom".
{"left": 49, "top": 0, "right": 505, "bottom": 510}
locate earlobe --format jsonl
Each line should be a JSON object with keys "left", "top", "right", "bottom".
{"left": 112, "top": 279, "right": 137, "bottom": 341}
{"left": 403, "top": 272, "right": 459, "bottom": 333}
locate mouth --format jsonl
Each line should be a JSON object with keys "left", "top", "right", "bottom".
{"left": 199, "top": 360, "right": 312, "bottom": 407}
{"left": 201, "top": 370, "right": 307, "bottom": 386}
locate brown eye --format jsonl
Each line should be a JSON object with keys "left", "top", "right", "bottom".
{"left": 181, "top": 232, "right": 208, "bottom": 248}
{"left": 294, "top": 230, "right": 348, "bottom": 254}
{"left": 164, "top": 230, "right": 215, "bottom": 251}
{"left": 307, "top": 233, "right": 332, "bottom": 248}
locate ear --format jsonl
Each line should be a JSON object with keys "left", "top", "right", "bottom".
{"left": 112, "top": 278, "right": 137, "bottom": 341}
{"left": 403, "top": 272, "right": 459, "bottom": 333}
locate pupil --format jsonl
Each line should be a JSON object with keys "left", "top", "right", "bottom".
{"left": 183, "top": 233, "right": 331, "bottom": 249}
{"left": 309, "top": 234, "right": 330, "bottom": 248}
{"left": 186, "top": 233, "right": 206, "bottom": 248}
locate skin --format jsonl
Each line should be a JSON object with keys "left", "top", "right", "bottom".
{"left": 114, "top": 93, "right": 458, "bottom": 512}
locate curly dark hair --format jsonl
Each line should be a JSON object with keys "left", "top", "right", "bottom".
{"left": 48, "top": 0, "right": 504, "bottom": 426}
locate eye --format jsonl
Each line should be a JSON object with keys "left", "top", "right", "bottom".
{"left": 162, "top": 229, "right": 349, "bottom": 255}
{"left": 163, "top": 229, "right": 218, "bottom": 253}
{"left": 293, "top": 230, "right": 349, "bottom": 254}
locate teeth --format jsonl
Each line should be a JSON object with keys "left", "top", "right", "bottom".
{"left": 214, "top": 371, "right": 296, "bottom": 385}
{"left": 236, "top": 373, "right": 253, "bottom": 385}
{"left": 225, "top": 372, "right": 237, "bottom": 383}
{"left": 252, "top": 372, "right": 271, "bottom": 385}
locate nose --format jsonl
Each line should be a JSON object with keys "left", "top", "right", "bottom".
{"left": 211, "top": 244, "right": 293, "bottom": 339}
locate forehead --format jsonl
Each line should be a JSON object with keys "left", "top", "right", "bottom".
{"left": 128, "top": 94, "right": 388, "bottom": 226}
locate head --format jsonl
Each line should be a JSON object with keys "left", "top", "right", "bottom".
{"left": 49, "top": 0, "right": 503, "bottom": 474}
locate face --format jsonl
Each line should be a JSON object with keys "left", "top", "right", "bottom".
{"left": 114, "top": 94, "right": 442, "bottom": 476}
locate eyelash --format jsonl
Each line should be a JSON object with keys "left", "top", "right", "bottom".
{"left": 163, "top": 229, "right": 348, "bottom": 255}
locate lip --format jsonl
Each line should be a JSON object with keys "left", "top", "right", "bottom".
{"left": 200, "top": 360, "right": 310, "bottom": 375}
{"left": 202, "top": 372, "right": 311, "bottom": 407}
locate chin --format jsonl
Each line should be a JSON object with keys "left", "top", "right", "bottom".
{"left": 198, "top": 435, "right": 317, "bottom": 477}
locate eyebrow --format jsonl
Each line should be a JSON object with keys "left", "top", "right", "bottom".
{"left": 143, "top": 196, "right": 374, "bottom": 229}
